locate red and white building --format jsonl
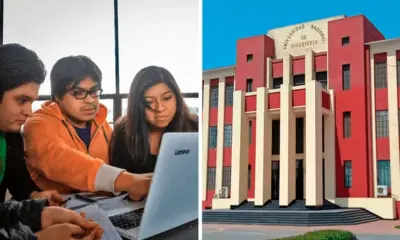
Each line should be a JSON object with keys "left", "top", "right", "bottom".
{"left": 202, "top": 15, "right": 400, "bottom": 219}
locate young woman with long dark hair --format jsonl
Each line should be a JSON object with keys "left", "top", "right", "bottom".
{"left": 110, "top": 66, "right": 198, "bottom": 173}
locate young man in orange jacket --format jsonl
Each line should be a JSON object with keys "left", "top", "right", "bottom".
{"left": 0, "top": 43, "right": 103, "bottom": 240}
{"left": 24, "top": 55, "right": 152, "bottom": 201}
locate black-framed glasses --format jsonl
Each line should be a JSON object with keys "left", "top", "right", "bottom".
{"left": 70, "top": 89, "right": 103, "bottom": 100}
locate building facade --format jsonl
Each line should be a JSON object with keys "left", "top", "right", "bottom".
{"left": 202, "top": 15, "right": 400, "bottom": 219}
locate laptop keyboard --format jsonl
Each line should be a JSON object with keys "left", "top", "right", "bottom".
{"left": 109, "top": 208, "right": 144, "bottom": 230}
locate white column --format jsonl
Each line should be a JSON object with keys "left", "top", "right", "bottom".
{"left": 324, "top": 89, "right": 336, "bottom": 200}
{"left": 279, "top": 84, "right": 296, "bottom": 206}
{"left": 215, "top": 78, "right": 226, "bottom": 193}
{"left": 255, "top": 87, "right": 272, "bottom": 206}
{"left": 231, "top": 90, "right": 249, "bottom": 205}
{"left": 202, "top": 79, "right": 210, "bottom": 201}
{"left": 370, "top": 57, "right": 378, "bottom": 197}
{"left": 279, "top": 54, "right": 295, "bottom": 206}
{"left": 387, "top": 51, "right": 400, "bottom": 198}
{"left": 305, "top": 50, "right": 315, "bottom": 82}
{"left": 305, "top": 80, "right": 323, "bottom": 207}
{"left": 283, "top": 54, "right": 293, "bottom": 85}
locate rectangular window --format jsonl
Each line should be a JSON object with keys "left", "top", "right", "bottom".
{"left": 273, "top": 77, "right": 283, "bottom": 89}
{"left": 293, "top": 74, "right": 305, "bottom": 86}
{"left": 342, "top": 64, "right": 350, "bottom": 90}
{"left": 377, "top": 160, "right": 391, "bottom": 187}
{"left": 225, "top": 84, "right": 234, "bottom": 106}
{"left": 272, "top": 120, "right": 280, "bottom": 154}
{"left": 246, "top": 79, "right": 253, "bottom": 92}
{"left": 209, "top": 126, "right": 217, "bottom": 148}
{"left": 296, "top": 118, "right": 304, "bottom": 153}
{"left": 207, "top": 167, "right": 216, "bottom": 190}
{"left": 210, "top": 86, "right": 218, "bottom": 108}
{"left": 246, "top": 54, "right": 253, "bottom": 62}
{"left": 316, "top": 71, "right": 328, "bottom": 89}
{"left": 344, "top": 160, "right": 352, "bottom": 188}
{"left": 343, "top": 112, "right": 351, "bottom": 138}
{"left": 222, "top": 166, "right": 231, "bottom": 189}
{"left": 376, "top": 110, "right": 389, "bottom": 138}
{"left": 342, "top": 36, "right": 350, "bottom": 46}
{"left": 375, "top": 62, "right": 387, "bottom": 89}
{"left": 248, "top": 165, "right": 251, "bottom": 189}
{"left": 249, "top": 121, "right": 252, "bottom": 144}
{"left": 223, "top": 125, "right": 232, "bottom": 147}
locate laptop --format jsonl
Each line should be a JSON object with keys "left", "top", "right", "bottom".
{"left": 106, "top": 132, "right": 198, "bottom": 240}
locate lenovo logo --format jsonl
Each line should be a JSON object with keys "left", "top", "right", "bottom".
{"left": 175, "top": 149, "right": 190, "bottom": 155}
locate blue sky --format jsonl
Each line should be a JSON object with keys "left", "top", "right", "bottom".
{"left": 203, "top": 0, "right": 400, "bottom": 70}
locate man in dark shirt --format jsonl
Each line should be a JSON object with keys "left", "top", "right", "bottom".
{"left": 0, "top": 44, "right": 103, "bottom": 239}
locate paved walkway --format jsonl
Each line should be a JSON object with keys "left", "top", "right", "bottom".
{"left": 203, "top": 220, "right": 400, "bottom": 240}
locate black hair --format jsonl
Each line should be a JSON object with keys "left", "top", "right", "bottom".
{"left": 112, "top": 66, "right": 198, "bottom": 164}
{"left": 50, "top": 55, "right": 102, "bottom": 101}
{"left": 0, "top": 43, "right": 46, "bottom": 101}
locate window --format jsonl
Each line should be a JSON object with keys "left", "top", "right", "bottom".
{"left": 344, "top": 161, "right": 352, "bottom": 188}
{"left": 342, "top": 36, "right": 350, "bottom": 46}
{"left": 225, "top": 84, "right": 234, "bottom": 106}
{"left": 249, "top": 121, "right": 252, "bottom": 144}
{"left": 209, "top": 126, "right": 217, "bottom": 148}
{"left": 342, "top": 64, "right": 350, "bottom": 90}
{"left": 343, "top": 112, "right": 351, "bottom": 138}
{"left": 376, "top": 110, "right": 389, "bottom": 138}
{"left": 272, "top": 120, "right": 280, "bottom": 154}
{"left": 246, "top": 54, "right": 253, "bottom": 62}
{"left": 377, "top": 160, "right": 391, "bottom": 187}
{"left": 246, "top": 79, "right": 253, "bottom": 92}
{"left": 210, "top": 86, "right": 218, "bottom": 108}
{"left": 293, "top": 74, "right": 305, "bottom": 86}
{"left": 316, "top": 71, "right": 328, "bottom": 89}
{"left": 222, "top": 166, "right": 231, "bottom": 188}
{"left": 375, "top": 62, "right": 387, "bottom": 89}
{"left": 397, "top": 60, "right": 400, "bottom": 86}
{"left": 296, "top": 118, "right": 304, "bottom": 153}
{"left": 224, "top": 125, "right": 232, "bottom": 147}
{"left": 207, "top": 167, "right": 216, "bottom": 190}
{"left": 184, "top": 98, "right": 200, "bottom": 115}
{"left": 273, "top": 77, "right": 283, "bottom": 89}
{"left": 248, "top": 165, "right": 252, "bottom": 189}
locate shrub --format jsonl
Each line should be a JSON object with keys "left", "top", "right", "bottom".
{"left": 272, "top": 230, "right": 356, "bottom": 240}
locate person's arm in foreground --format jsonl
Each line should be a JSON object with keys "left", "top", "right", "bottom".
{"left": 0, "top": 200, "right": 103, "bottom": 240}
{"left": 24, "top": 118, "right": 152, "bottom": 200}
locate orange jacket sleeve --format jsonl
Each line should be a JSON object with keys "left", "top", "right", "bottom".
{"left": 23, "top": 117, "right": 104, "bottom": 192}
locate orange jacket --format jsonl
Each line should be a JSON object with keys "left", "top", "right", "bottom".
{"left": 23, "top": 101, "right": 113, "bottom": 194}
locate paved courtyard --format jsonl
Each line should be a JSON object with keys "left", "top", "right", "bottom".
{"left": 203, "top": 220, "right": 400, "bottom": 240}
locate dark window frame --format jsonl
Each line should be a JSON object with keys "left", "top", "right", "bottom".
{"left": 376, "top": 110, "right": 389, "bottom": 138}
{"left": 223, "top": 124, "right": 232, "bottom": 147}
{"left": 225, "top": 84, "right": 234, "bottom": 106}
{"left": 342, "top": 64, "right": 350, "bottom": 90}
{"left": 246, "top": 79, "right": 253, "bottom": 92}
{"left": 344, "top": 160, "right": 352, "bottom": 188}
{"left": 375, "top": 62, "right": 387, "bottom": 89}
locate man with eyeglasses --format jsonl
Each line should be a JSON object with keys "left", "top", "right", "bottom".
{"left": 23, "top": 55, "right": 152, "bottom": 201}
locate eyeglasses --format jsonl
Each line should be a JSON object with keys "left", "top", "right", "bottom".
{"left": 70, "top": 89, "right": 103, "bottom": 100}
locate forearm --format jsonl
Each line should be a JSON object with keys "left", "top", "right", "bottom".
{"left": 94, "top": 164, "right": 125, "bottom": 193}
{"left": 0, "top": 200, "right": 47, "bottom": 233}
{"left": 0, "top": 222, "right": 38, "bottom": 240}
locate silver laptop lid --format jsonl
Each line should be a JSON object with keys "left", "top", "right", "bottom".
{"left": 138, "top": 132, "right": 198, "bottom": 240}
